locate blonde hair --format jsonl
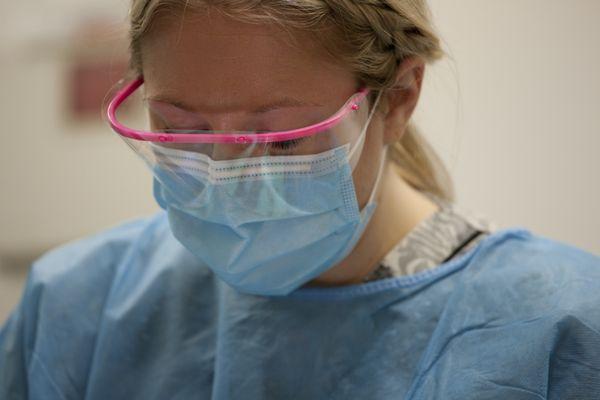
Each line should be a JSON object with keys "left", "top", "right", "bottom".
{"left": 128, "top": 0, "right": 454, "bottom": 202}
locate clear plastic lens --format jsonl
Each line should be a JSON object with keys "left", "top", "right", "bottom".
{"left": 109, "top": 79, "right": 379, "bottom": 214}
{"left": 107, "top": 79, "right": 384, "bottom": 217}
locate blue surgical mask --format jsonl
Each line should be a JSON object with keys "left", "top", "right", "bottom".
{"left": 152, "top": 101, "right": 385, "bottom": 296}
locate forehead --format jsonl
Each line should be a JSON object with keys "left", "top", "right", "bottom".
{"left": 139, "top": 11, "right": 357, "bottom": 113}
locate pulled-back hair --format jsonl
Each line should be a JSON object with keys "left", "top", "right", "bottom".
{"left": 128, "top": 0, "right": 454, "bottom": 201}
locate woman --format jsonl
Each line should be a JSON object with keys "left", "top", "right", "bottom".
{"left": 1, "top": 1, "right": 599, "bottom": 399}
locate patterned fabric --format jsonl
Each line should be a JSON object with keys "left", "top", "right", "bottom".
{"left": 363, "top": 194, "right": 498, "bottom": 282}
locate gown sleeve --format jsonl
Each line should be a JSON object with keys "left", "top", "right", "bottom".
{"left": 0, "top": 298, "right": 29, "bottom": 399}
{"left": 0, "top": 272, "right": 68, "bottom": 400}
{"left": 0, "top": 216, "right": 157, "bottom": 400}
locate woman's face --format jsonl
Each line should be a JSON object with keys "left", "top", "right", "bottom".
{"left": 141, "top": 11, "right": 388, "bottom": 209}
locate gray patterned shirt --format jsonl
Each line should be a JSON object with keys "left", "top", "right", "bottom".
{"left": 363, "top": 194, "right": 497, "bottom": 282}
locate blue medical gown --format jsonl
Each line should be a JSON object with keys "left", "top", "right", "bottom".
{"left": 1, "top": 212, "right": 600, "bottom": 400}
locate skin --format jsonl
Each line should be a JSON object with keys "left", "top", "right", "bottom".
{"left": 141, "top": 10, "right": 439, "bottom": 287}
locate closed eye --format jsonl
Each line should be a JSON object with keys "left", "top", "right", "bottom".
{"left": 267, "top": 138, "right": 304, "bottom": 150}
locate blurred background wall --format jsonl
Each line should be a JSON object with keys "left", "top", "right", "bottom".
{"left": 1, "top": 0, "right": 599, "bottom": 323}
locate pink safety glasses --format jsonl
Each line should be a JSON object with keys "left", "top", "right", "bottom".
{"left": 107, "top": 77, "right": 371, "bottom": 145}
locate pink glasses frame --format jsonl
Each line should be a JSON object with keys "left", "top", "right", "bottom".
{"left": 107, "top": 77, "right": 370, "bottom": 144}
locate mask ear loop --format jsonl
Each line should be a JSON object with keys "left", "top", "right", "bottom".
{"left": 348, "top": 90, "right": 384, "bottom": 170}
{"left": 351, "top": 90, "right": 387, "bottom": 209}
{"left": 366, "top": 143, "right": 388, "bottom": 207}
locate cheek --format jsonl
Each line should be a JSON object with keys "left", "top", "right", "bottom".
{"left": 351, "top": 122, "right": 386, "bottom": 209}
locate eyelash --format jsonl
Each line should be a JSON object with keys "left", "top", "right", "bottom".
{"left": 267, "top": 138, "right": 303, "bottom": 150}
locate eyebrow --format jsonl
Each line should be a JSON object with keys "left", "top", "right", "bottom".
{"left": 145, "top": 95, "right": 323, "bottom": 114}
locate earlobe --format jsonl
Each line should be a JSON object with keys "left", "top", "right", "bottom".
{"left": 383, "top": 57, "right": 426, "bottom": 145}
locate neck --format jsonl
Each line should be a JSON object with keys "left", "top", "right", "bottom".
{"left": 307, "top": 165, "right": 440, "bottom": 287}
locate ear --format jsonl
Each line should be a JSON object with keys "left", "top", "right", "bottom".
{"left": 382, "top": 57, "right": 426, "bottom": 145}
